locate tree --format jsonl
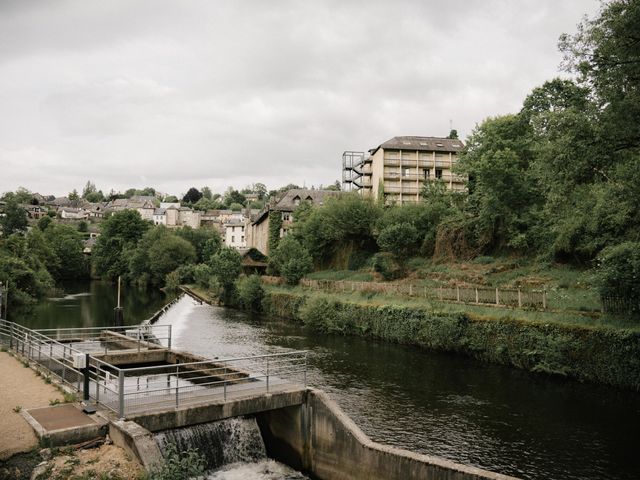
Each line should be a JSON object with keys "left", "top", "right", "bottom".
{"left": 183, "top": 187, "right": 203, "bottom": 204}
{"left": 43, "top": 224, "right": 88, "bottom": 280}
{"left": 201, "top": 186, "right": 213, "bottom": 199}
{"left": 447, "top": 129, "right": 458, "bottom": 139}
{"left": 560, "top": 0, "right": 640, "bottom": 151}
{"left": 0, "top": 198, "right": 28, "bottom": 236}
{"left": 82, "top": 181, "right": 97, "bottom": 199}
{"left": 209, "top": 246, "right": 242, "bottom": 302}
{"left": 175, "top": 227, "right": 221, "bottom": 263}
{"left": 236, "top": 275, "right": 265, "bottom": 312}
{"left": 37, "top": 216, "right": 53, "bottom": 231}
{"left": 92, "top": 210, "right": 149, "bottom": 279}
{"left": 202, "top": 235, "right": 222, "bottom": 263}
{"left": 253, "top": 183, "right": 267, "bottom": 200}
{"left": 222, "top": 188, "right": 246, "bottom": 208}
{"left": 377, "top": 223, "right": 419, "bottom": 262}
{"left": 68, "top": 189, "right": 80, "bottom": 201}
{"left": 270, "top": 236, "right": 313, "bottom": 285}
{"left": 147, "top": 234, "right": 196, "bottom": 286}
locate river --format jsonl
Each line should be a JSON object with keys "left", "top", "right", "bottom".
{"left": 13, "top": 283, "right": 640, "bottom": 480}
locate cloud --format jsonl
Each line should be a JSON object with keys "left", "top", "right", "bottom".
{"left": 0, "top": 0, "right": 600, "bottom": 196}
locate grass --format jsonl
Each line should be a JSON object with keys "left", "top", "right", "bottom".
{"left": 266, "top": 284, "right": 640, "bottom": 331}
{"left": 303, "top": 256, "right": 605, "bottom": 313}
{"left": 13, "top": 405, "right": 22, "bottom": 413}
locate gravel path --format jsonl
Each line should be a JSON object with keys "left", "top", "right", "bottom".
{"left": 0, "top": 351, "right": 63, "bottom": 460}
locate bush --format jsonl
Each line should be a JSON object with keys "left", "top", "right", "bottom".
{"left": 595, "top": 242, "right": 640, "bottom": 314}
{"left": 164, "top": 270, "right": 181, "bottom": 292}
{"left": 192, "top": 263, "right": 213, "bottom": 288}
{"left": 236, "top": 275, "right": 265, "bottom": 312}
{"left": 371, "top": 252, "right": 402, "bottom": 280}
{"left": 270, "top": 237, "right": 313, "bottom": 285}
{"left": 151, "top": 443, "right": 206, "bottom": 480}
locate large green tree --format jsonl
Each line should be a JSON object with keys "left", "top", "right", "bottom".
{"left": 92, "top": 210, "right": 150, "bottom": 279}
{"left": 0, "top": 198, "right": 28, "bottom": 236}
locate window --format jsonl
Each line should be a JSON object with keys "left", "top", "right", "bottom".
{"left": 423, "top": 169, "right": 430, "bottom": 180}
{"left": 241, "top": 236, "right": 245, "bottom": 243}
{"left": 231, "top": 235, "right": 235, "bottom": 242}
{"left": 435, "top": 169, "right": 443, "bottom": 179}
{"left": 282, "top": 212, "right": 291, "bottom": 221}
{"left": 402, "top": 167, "right": 410, "bottom": 177}
{"left": 293, "top": 196, "right": 301, "bottom": 206}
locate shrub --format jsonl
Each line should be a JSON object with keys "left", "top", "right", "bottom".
{"left": 164, "top": 270, "right": 181, "bottom": 292}
{"left": 595, "top": 242, "right": 640, "bottom": 314}
{"left": 270, "top": 237, "right": 313, "bottom": 285}
{"left": 236, "top": 275, "right": 265, "bottom": 312}
{"left": 151, "top": 443, "right": 206, "bottom": 480}
{"left": 371, "top": 252, "right": 402, "bottom": 280}
{"left": 192, "top": 263, "right": 213, "bottom": 288}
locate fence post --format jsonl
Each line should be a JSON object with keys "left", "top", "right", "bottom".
{"left": 118, "top": 370, "right": 125, "bottom": 418}
{"left": 475, "top": 288, "right": 479, "bottom": 304}
{"left": 266, "top": 357, "right": 270, "bottom": 393}
{"left": 409, "top": 284, "right": 413, "bottom": 296}
{"left": 167, "top": 325, "right": 172, "bottom": 350}
{"left": 96, "top": 363, "right": 101, "bottom": 404}
{"left": 456, "top": 285, "right": 460, "bottom": 302}
{"left": 304, "top": 352, "right": 308, "bottom": 387}
{"left": 9, "top": 323, "right": 13, "bottom": 350}
{"left": 495, "top": 288, "right": 499, "bottom": 306}
{"left": 518, "top": 289, "right": 522, "bottom": 308}
{"left": 542, "top": 289, "right": 547, "bottom": 310}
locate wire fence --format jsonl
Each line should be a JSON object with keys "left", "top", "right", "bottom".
{"left": 263, "top": 276, "right": 547, "bottom": 310}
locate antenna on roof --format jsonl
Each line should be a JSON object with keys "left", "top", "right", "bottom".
{"left": 449, "top": 119, "right": 453, "bottom": 131}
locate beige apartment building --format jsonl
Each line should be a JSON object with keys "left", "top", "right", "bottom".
{"left": 343, "top": 136, "right": 466, "bottom": 204}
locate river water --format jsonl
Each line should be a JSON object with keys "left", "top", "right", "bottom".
{"left": 14, "top": 284, "right": 640, "bottom": 480}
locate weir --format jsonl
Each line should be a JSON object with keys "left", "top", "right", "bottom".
{"left": 0, "top": 315, "right": 519, "bottom": 479}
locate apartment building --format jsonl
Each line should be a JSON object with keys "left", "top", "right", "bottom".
{"left": 344, "top": 136, "right": 465, "bottom": 204}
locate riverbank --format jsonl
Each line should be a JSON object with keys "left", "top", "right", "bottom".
{"left": 184, "top": 284, "right": 640, "bottom": 390}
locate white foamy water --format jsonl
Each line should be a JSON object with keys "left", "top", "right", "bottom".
{"left": 207, "top": 459, "right": 308, "bottom": 480}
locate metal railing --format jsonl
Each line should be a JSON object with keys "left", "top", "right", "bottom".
{"left": 0, "top": 319, "right": 86, "bottom": 392}
{"left": 33, "top": 324, "right": 172, "bottom": 354}
{"left": 0, "top": 319, "right": 307, "bottom": 419}
{"left": 111, "top": 351, "right": 308, "bottom": 417}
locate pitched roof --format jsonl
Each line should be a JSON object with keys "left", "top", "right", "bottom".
{"left": 273, "top": 189, "right": 340, "bottom": 212}
{"left": 369, "top": 136, "right": 464, "bottom": 155}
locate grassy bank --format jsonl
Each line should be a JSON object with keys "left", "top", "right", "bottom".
{"left": 258, "top": 286, "right": 640, "bottom": 391}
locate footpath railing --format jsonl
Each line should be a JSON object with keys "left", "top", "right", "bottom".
{"left": 0, "top": 319, "right": 307, "bottom": 418}
{"left": 263, "top": 276, "right": 547, "bottom": 310}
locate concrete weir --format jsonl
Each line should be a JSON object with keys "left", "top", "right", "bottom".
{"left": 109, "top": 387, "right": 518, "bottom": 480}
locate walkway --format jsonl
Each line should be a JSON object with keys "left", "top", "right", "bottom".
{"left": 0, "top": 351, "right": 63, "bottom": 460}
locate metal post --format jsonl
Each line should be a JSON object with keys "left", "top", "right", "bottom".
{"left": 9, "top": 323, "right": 13, "bottom": 350}
{"left": 62, "top": 345, "right": 67, "bottom": 383}
{"left": 175, "top": 365, "right": 179, "bottom": 408}
{"left": 223, "top": 363, "right": 227, "bottom": 401}
{"left": 137, "top": 327, "right": 141, "bottom": 353}
{"left": 118, "top": 370, "right": 125, "bottom": 418}
{"left": 167, "top": 324, "right": 172, "bottom": 350}
{"left": 96, "top": 363, "right": 101, "bottom": 404}
{"left": 266, "top": 357, "right": 270, "bottom": 392}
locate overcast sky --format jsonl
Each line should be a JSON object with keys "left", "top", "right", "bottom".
{"left": 0, "top": 0, "right": 600, "bottom": 198}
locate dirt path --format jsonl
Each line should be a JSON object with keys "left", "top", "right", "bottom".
{"left": 0, "top": 351, "right": 63, "bottom": 460}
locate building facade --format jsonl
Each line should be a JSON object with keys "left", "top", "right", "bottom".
{"left": 344, "top": 136, "right": 466, "bottom": 204}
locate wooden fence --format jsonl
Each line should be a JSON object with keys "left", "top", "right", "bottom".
{"left": 262, "top": 276, "right": 547, "bottom": 310}
{"left": 601, "top": 296, "right": 639, "bottom": 314}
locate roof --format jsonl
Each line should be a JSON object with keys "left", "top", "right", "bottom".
{"left": 369, "top": 136, "right": 464, "bottom": 155}
{"left": 273, "top": 189, "right": 339, "bottom": 212}
{"left": 154, "top": 208, "right": 166, "bottom": 215}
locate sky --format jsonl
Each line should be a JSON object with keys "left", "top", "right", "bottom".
{"left": 0, "top": 0, "right": 601, "bottom": 198}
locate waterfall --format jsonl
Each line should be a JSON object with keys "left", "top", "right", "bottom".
{"left": 154, "top": 417, "right": 267, "bottom": 472}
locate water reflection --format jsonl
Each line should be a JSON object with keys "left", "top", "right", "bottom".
{"left": 12, "top": 280, "right": 174, "bottom": 329}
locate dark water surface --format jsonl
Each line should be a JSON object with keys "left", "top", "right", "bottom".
{"left": 12, "top": 280, "right": 173, "bottom": 329}
{"left": 14, "top": 284, "right": 640, "bottom": 479}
